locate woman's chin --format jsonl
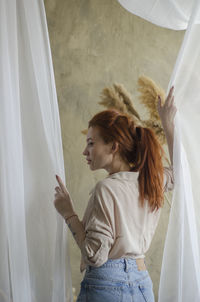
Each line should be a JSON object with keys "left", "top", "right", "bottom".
{"left": 89, "top": 164, "right": 98, "bottom": 171}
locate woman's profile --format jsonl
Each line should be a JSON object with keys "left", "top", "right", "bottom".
{"left": 54, "top": 86, "right": 176, "bottom": 302}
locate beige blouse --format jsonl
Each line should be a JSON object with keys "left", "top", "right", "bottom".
{"left": 80, "top": 167, "right": 174, "bottom": 272}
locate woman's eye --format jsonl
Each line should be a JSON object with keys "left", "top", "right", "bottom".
{"left": 88, "top": 142, "right": 94, "bottom": 147}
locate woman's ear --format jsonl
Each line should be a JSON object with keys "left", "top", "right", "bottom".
{"left": 111, "top": 141, "right": 119, "bottom": 154}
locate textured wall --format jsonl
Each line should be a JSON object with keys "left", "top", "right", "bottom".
{"left": 44, "top": 0, "right": 184, "bottom": 300}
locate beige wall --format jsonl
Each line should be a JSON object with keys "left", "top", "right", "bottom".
{"left": 44, "top": 0, "right": 184, "bottom": 300}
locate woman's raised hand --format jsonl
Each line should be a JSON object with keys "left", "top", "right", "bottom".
{"left": 157, "top": 86, "right": 177, "bottom": 165}
{"left": 54, "top": 175, "right": 76, "bottom": 220}
{"left": 157, "top": 86, "right": 177, "bottom": 130}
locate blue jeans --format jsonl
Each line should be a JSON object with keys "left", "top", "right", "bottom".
{"left": 76, "top": 258, "right": 155, "bottom": 302}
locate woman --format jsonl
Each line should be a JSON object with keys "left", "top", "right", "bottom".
{"left": 54, "top": 86, "right": 176, "bottom": 302}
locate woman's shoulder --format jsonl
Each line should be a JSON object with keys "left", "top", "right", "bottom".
{"left": 94, "top": 177, "right": 115, "bottom": 194}
{"left": 88, "top": 178, "right": 113, "bottom": 197}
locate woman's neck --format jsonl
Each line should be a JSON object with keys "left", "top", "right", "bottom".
{"left": 106, "top": 158, "right": 131, "bottom": 175}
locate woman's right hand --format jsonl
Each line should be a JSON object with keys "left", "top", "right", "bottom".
{"left": 54, "top": 175, "right": 76, "bottom": 220}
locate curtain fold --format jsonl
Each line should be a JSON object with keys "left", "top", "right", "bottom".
{"left": 0, "top": 0, "right": 72, "bottom": 301}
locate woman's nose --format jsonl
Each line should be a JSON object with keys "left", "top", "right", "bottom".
{"left": 83, "top": 147, "right": 88, "bottom": 156}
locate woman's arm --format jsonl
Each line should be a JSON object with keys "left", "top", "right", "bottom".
{"left": 54, "top": 176, "right": 114, "bottom": 267}
{"left": 158, "top": 86, "right": 177, "bottom": 165}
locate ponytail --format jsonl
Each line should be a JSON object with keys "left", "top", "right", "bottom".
{"left": 131, "top": 126, "right": 164, "bottom": 211}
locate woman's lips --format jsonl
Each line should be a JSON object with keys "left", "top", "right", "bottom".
{"left": 87, "top": 159, "right": 91, "bottom": 164}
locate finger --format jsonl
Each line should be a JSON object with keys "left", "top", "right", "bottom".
{"left": 169, "top": 86, "right": 174, "bottom": 96}
{"left": 54, "top": 192, "right": 60, "bottom": 199}
{"left": 169, "top": 86, "right": 174, "bottom": 97}
{"left": 55, "top": 187, "right": 61, "bottom": 193}
{"left": 172, "top": 106, "right": 177, "bottom": 116}
{"left": 168, "top": 95, "right": 175, "bottom": 107}
{"left": 165, "top": 86, "right": 174, "bottom": 105}
{"left": 157, "top": 95, "right": 162, "bottom": 111}
{"left": 56, "top": 175, "right": 68, "bottom": 194}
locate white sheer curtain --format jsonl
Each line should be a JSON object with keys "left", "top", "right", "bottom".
{"left": 0, "top": 0, "right": 72, "bottom": 302}
{"left": 118, "top": 0, "right": 198, "bottom": 29}
{"left": 159, "top": 1, "right": 200, "bottom": 300}
{"left": 118, "top": 0, "right": 200, "bottom": 301}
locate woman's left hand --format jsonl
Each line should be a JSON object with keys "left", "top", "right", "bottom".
{"left": 54, "top": 175, "right": 76, "bottom": 220}
{"left": 158, "top": 86, "right": 177, "bottom": 165}
{"left": 157, "top": 86, "right": 177, "bottom": 130}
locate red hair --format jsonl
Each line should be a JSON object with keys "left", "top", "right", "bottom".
{"left": 89, "top": 109, "right": 164, "bottom": 211}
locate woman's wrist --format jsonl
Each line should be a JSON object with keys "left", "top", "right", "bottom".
{"left": 64, "top": 214, "right": 85, "bottom": 249}
{"left": 161, "top": 118, "right": 174, "bottom": 131}
{"left": 64, "top": 213, "right": 78, "bottom": 224}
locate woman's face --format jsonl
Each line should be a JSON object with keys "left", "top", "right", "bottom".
{"left": 83, "top": 126, "right": 114, "bottom": 171}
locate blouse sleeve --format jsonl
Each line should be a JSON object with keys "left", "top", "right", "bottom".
{"left": 81, "top": 182, "right": 115, "bottom": 267}
{"left": 163, "top": 166, "right": 174, "bottom": 192}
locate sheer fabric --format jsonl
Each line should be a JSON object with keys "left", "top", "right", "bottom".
{"left": 118, "top": 0, "right": 200, "bottom": 301}
{"left": 159, "top": 1, "right": 200, "bottom": 300}
{"left": 0, "top": 0, "right": 72, "bottom": 301}
{"left": 118, "top": 0, "right": 198, "bottom": 30}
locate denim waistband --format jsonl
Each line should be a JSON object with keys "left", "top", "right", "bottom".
{"left": 86, "top": 258, "right": 142, "bottom": 273}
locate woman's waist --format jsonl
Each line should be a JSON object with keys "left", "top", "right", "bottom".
{"left": 84, "top": 258, "right": 148, "bottom": 284}
{"left": 86, "top": 257, "right": 146, "bottom": 272}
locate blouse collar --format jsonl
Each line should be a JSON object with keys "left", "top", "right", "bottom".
{"left": 89, "top": 171, "right": 139, "bottom": 195}
{"left": 106, "top": 171, "right": 139, "bottom": 181}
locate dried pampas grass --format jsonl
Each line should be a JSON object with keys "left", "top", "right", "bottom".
{"left": 81, "top": 129, "right": 88, "bottom": 135}
{"left": 82, "top": 75, "right": 166, "bottom": 144}
{"left": 137, "top": 75, "right": 166, "bottom": 144}
{"left": 99, "top": 83, "right": 141, "bottom": 122}
{"left": 137, "top": 75, "right": 165, "bottom": 120}
{"left": 112, "top": 84, "right": 141, "bottom": 120}
{"left": 99, "top": 86, "right": 127, "bottom": 114}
